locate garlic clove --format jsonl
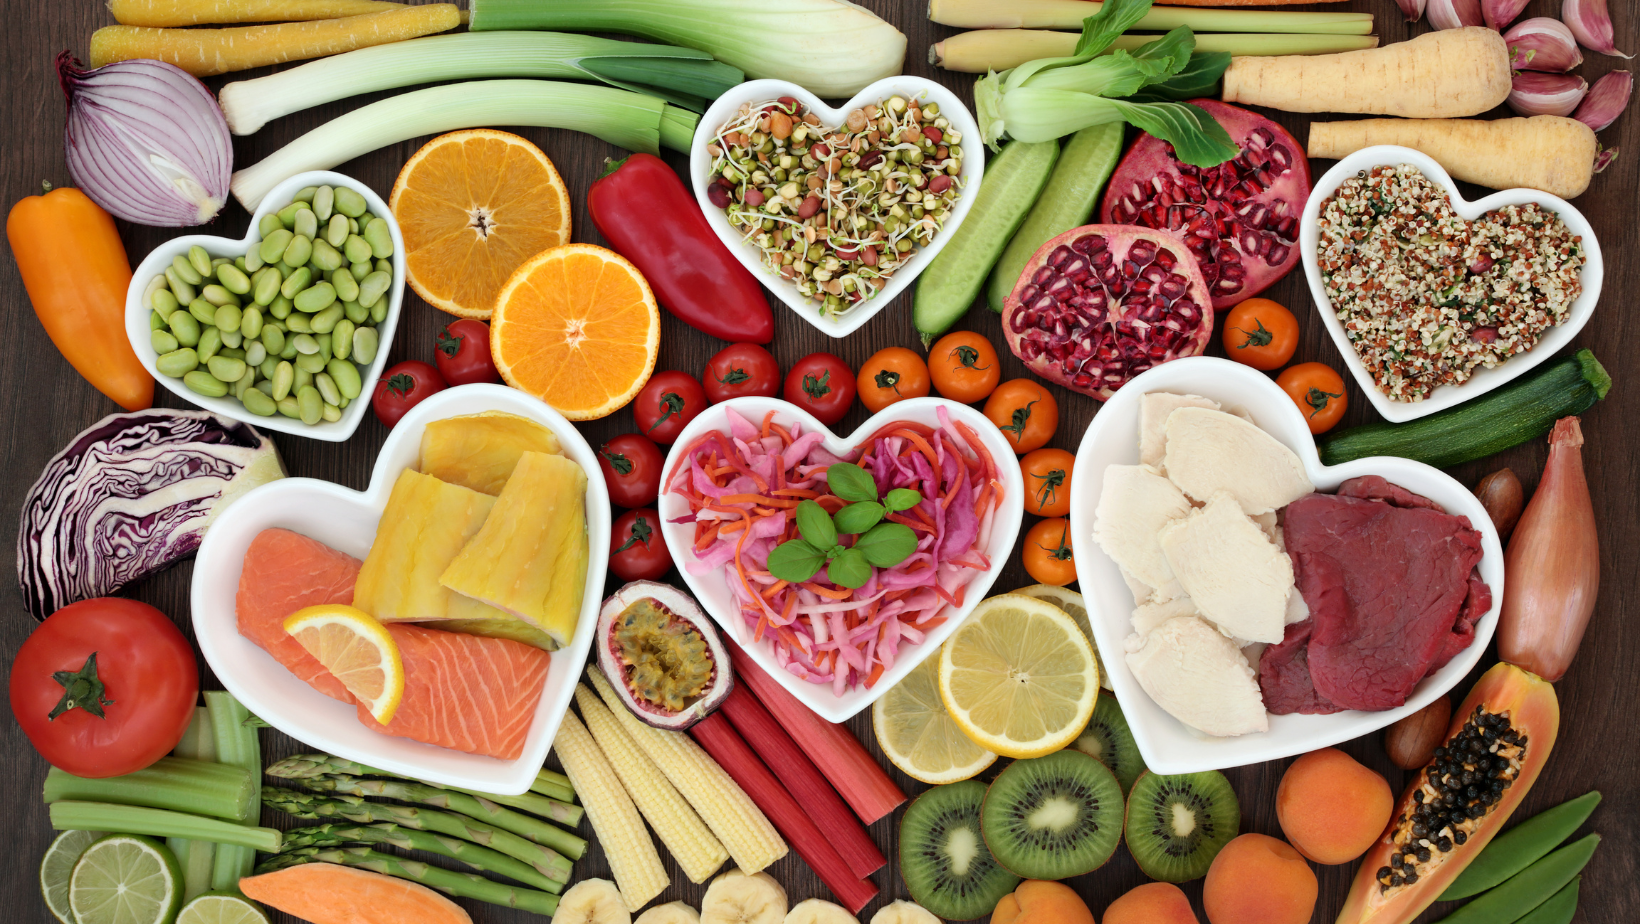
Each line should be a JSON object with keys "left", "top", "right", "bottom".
{"left": 1482, "top": 0, "right": 1529, "bottom": 31}
{"left": 1428, "top": 0, "right": 1484, "bottom": 30}
{"left": 1561, "top": 0, "right": 1633, "bottom": 59}
{"left": 1507, "top": 72, "right": 1590, "bottom": 117}
{"left": 1592, "top": 145, "right": 1618, "bottom": 173}
{"left": 1505, "top": 17, "right": 1585, "bottom": 71}
{"left": 1396, "top": 0, "right": 1427, "bottom": 23}
{"left": 1573, "top": 70, "right": 1633, "bottom": 132}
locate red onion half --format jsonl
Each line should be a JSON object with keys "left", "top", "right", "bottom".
{"left": 58, "top": 52, "right": 231, "bottom": 227}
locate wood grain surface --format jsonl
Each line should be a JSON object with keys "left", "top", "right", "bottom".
{"left": 3, "top": 2, "right": 1634, "bottom": 922}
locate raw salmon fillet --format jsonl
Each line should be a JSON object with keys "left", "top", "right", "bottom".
{"left": 236, "top": 528, "right": 361, "bottom": 703}
{"left": 359, "top": 624, "right": 550, "bottom": 760}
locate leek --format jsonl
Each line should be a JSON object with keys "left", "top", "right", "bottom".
{"left": 933, "top": 30, "right": 1381, "bottom": 73}
{"left": 219, "top": 31, "right": 743, "bottom": 134}
{"left": 50, "top": 802, "right": 283, "bottom": 852}
{"left": 469, "top": 0, "right": 906, "bottom": 98}
{"left": 930, "top": 0, "right": 1375, "bottom": 34}
{"left": 43, "top": 758, "right": 254, "bottom": 822}
{"left": 230, "top": 79, "right": 698, "bottom": 211}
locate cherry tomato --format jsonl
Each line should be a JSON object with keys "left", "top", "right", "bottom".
{"left": 598, "top": 433, "right": 665, "bottom": 508}
{"left": 1021, "top": 448, "right": 1075, "bottom": 518}
{"left": 984, "top": 379, "right": 1058, "bottom": 454}
{"left": 857, "top": 347, "right": 931, "bottom": 413}
{"left": 372, "top": 360, "right": 447, "bottom": 429}
{"left": 704, "top": 343, "right": 780, "bottom": 403}
{"left": 928, "top": 331, "right": 1001, "bottom": 404}
{"left": 1022, "top": 518, "right": 1077, "bottom": 587}
{"left": 784, "top": 352, "right": 856, "bottom": 426}
{"left": 1278, "top": 362, "right": 1348, "bottom": 434}
{"left": 433, "top": 318, "right": 501, "bottom": 385}
{"left": 610, "top": 508, "right": 672, "bottom": 581}
{"left": 10, "top": 598, "right": 197, "bottom": 777}
{"left": 1222, "top": 298, "right": 1299, "bottom": 371}
{"left": 634, "top": 371, "right": 708, "bottom": 445}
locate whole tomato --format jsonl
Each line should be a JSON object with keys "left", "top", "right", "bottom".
{"left": 634, "top": 371, "right": 708, "bottom": 445}
{"left": 373, "top": 360, "right": 447, "bottom": 429}
{"left": 857, "top": 347, "right": 931, "bottom": 413}
{"left": 610, "top": 508, "right": 672, "bottom": 581}
{"left": 598, "top": 433, "right": 665, "bottom": 508}
{"left": 1277, "top": 362, "right": 1348, "bottom": 434}
{"left": 784, "top": 353, "right": 856, "bottom": 426}
{"left": 1021, "top": 448, "right": 1075, "bottom": 518}
{"left": 928, "top": 331, "right": 1001, "bottom": 403}
{"left": 1222, "top": 298, "right": 1299, "bottom": 371}
{"left": 984, "top": 379, "right": 1058, "bottom": 454}
{"left": 1022, "top": 518, "right": 1077, "bottom": 587}
{"left": 434, "top": 319, "right": 501, "bottom": 385}
{"left": 704, "top": 343, "right": 780, "bottom": 403}
{"left": 10, "top": 598, "right": 197, "bottom": 777}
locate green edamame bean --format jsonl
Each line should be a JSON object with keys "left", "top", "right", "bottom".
{"left": 269, "top": 295, "right": 293, "bottom": 320}
{"left": 326, "top": 214, "right": 349, "bottom": 248}
{"left": 331, "top": 267, "right": 360, "bottom": 302}
{"left": 327, "top": 358, "right": 362, "bottom": 399}
{"left": 171, "top": 254, "right": 203, "bottom": 286}
{"left": 310, "top": 238, "right": 343, "bottom": 273}
{"left": 293, "top": 366, "right": 313, "bottom": 394}
{"left": 165, "top": 268, "right": 196, "bottom": 305}
{"left": 272, "top": 361, "right": 294, "bottom": 400}
{"left": 244, "top": 246, "right": 265, "bottom": 273}
{"left": 338, "top": 396, "right": 349, "bottom": 410}
{"left": 274, "top": 261, "right": 296, "bottom": 279}
{"left": 151, "top": 329, "right": 178, "bottom": 353}
{"left": 157, "top": 348, "right": 198, "bottom": 378}
{"left": 321, "top": 404, "right": 341, "bottom": 423}
{"left": 261, "top": 325, "right": 285, "bottom": 354}
{"left": 259, "top": 356, "right": 278, "bottom": 380}
{"left": 276, "top": 202, "right": 307, "bottom": 227}
{"left": 151, "top": 287, "right": 179, "bottom": 318}
{"left": 315, "top": 333, "right": 333, "bottom": 361}
{"left": 375, "top": 258, "right": 392, "bottom": 276}
{"left": 213, "top": 257, "right": 233, "bottom": 270}
{"left": 311, "top": 304, "right": 344, "bottom": 334}
{"left": 370, "top": 299, "right": 388, "bottom": 324}
{"left": 220, "top": 328, "right": 243, "bottom": 349}
{"left": 217, "top": 263, "right": 251, "bottom": 295}
{"left": 219, "top": 347, "right": 245, "bottom": 361}
{"left": 245, "top": 341, "right": 267, "bottom": 366}
{"left": 314, "top": 372, "right": 341, "bottom": 406}
{"left": 234, "top": 256, "right": 248, "bottom": 273}
{"left": 183, "top": 370, "right": 228, "bottom": 398}
{"left": 277, "top": 396, "right": 300, "bottom": 418}
{"left": 251, "top": 267, "right": 279, "bottom": 306}
{"left": 189, "top": 298, "right": 218, "bottom": 325}
{"left": 313, "top": 186, "right": 335, "bottom": 222}
{"left": 293, "top": 209, "right": 318, "bottom": 240}
{"left": 241, "top": 387, "right": 277, "bottom": 417}
{"left": 332, "top": 320, "right": 355, "bottom": 360}
{"left": 357, "top": 271, "right": 391, "bottom": 308}
{"left": 149, "top": 310, "right": 168, "bottom": 332}
{"left": 197, "top": 326, "right": 222, "bottom": 363}
{"left": 259, "top": 213, "right": 284, "bottom": 238}
{"left": 363, "top": 219, "right": 394, "bottom": 258}
{"left": 343, "top": 301, "right": 367, "bottom": 324}
{"left": 348, "top": 217, "right": 359, "bottom": 234}
{"left": 283, "top": 234, "right": 314, "bottom": 269}
{"left": 296, "top": 386, "right": 323, "bottom": 425}
{"left": 292, "top": 186, "right": 317, "bottom": 203}
{"left": 241, "top": 307, "right": 263, "bottom": 340}
{"left": 215, "top": 304, "right": 243, "bottom": 333}
{"left": 352, "top": 326, "right": 379, "bottom": 365}
{"left": 260, "top": 228, "right": 294, "bottom": 265}
{"left": 334, "top": 186, "right": 368, "bottom": 218}
{"left": 201, "top": 284, "right": 239, "bottom": 308}
{"left": 294, "top": 282, "right": 337, "bottom": 314}
{"left": 187, "top": 245, "right": 213, "bottom": 278}
{"left": 235, "top": 369, "right": 258, "bottom": 402}
{"left": 280, "top": 341, "right": 300, "bottom": 362}
{"left": 255, "top": 378, "right": 274, "bottom": 396}
{"left": 281, "top": 267, "right": 313, "bottom": 300}
{"left": 207, "top": 355, "right": 246, "bottom": 383}
{"left": 293, "top": 333, "right": 319, "bottom": 355}
{"left": 350, "top": 261, "right": 372, "bottom": 280}
{"left": 168, "top": 311, "right": 201, "bottom": 347}
{"left": 343, "top": 234, "right": 373, "bottom": 264}
{"left": 295, "top": 351, "right": 328, "bottom": 374}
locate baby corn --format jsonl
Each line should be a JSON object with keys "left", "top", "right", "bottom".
{"left": 552, "top": 711, "right": 669, "bottom": 911}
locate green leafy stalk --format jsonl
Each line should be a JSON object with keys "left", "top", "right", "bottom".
{"left": 43, "top": 758, "right": 253, "bottom": 822}
{"left": 50, "top": 802, "right": 281, "bottom": 852}
{"left": 279, "top": 823, "right": 565, "bottom": 893}
{"left": 256, "top": 846, "right": 558, "bottom": 916}
{"left": 265, "top": 754, "right": 583, "bottom": 826}
{"left": 296, "top": 775, "right": 587, "bottom": 860}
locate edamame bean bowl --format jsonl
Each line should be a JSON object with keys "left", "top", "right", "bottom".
{"left": 125, "top": 171, "right": 405, "bottom": 441}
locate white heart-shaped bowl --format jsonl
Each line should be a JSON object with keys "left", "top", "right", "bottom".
{"left": 657, "top": 396, "right": 1023, "bottom": 722}
{"left": 126, "top": 170, "right": 404, "bottom": 442}
{"left": 1068, "top": 357, "right": 1503, "bottom": 774}
{"left": 690, "top": 77, "right": 985, "bottom": 339}
{"left": 191, "top": 384, "right": 610, "bottom": 794}
{"left": 1300, "top": 146, "right": 1602, "bottom": 423}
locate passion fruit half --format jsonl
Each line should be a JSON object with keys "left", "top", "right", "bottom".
{"left": 596, "top": 580, "right": 732, "bottom": 730}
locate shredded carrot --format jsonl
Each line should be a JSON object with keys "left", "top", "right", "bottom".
{"left": 720, "top": 493, "right": 800, "bottom": 508}
{"left": 802, "top": 582, "right": 855, "bottom": 601}
{"left": 865, "top": 662, "right": 886, "bottom": 688}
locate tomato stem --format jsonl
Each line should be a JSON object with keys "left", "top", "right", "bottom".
{"left": 49, "top": 652, "right": 114, "bottom": 720}
{"left": 615, "top": 515, "right": 654, "bottom": 554}
{"left": 1002, "top": 398, "right": 1037, "bottom": 440}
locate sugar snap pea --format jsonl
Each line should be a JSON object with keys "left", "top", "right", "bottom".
{"left": 1441, "top": 793, "right": 1602, "bottom": 901}
{"left": 1432, "top": 835, "right": 1600, "bottom": 924}
{"left": 183, "top": 370, "right": 228, "bottom": 398}
{"left": 1514, "top": 877, "right": 1578, "bottom": 924}
{"left": 296, "top": 386, "right": 323, "bottom": 425}
{"left": 186, "top": 245, "right": 213, "bottom": 278}
{"left": 156, "top": 348, "right": 198, "bottom": 377}
{"left": 171, "top": 254, "right": 203, "bottom": 286}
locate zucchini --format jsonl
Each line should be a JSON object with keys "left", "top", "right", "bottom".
{"left": 1319, "top": 349, "right": 1610, "bottom": 469}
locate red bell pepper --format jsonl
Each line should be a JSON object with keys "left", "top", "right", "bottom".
{"left": 588, "top": 154, "right": 773, "bottom": 344}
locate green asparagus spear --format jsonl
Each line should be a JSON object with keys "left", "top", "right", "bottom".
{"left": 295, "top": 775, "right": 587, "bottom": 859}
{"left": 278, "top": 823, "right": 564, "bottom": 893}
{"left": 532, "top": 769, "right": 575, "bottom": 804}
{"left": 254, "top": 846, "right": 558, "bottom": 915}
{"left": 265, "top": 754, "right": 582, "bottom": 825}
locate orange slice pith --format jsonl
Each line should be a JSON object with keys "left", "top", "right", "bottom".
{"left": 491, "top": 244, "right": 660, "bottom": 421}
{"left": 389, "top": 129, "right": 570, "bottom": 320}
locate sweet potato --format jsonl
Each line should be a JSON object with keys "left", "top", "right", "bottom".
{"left": 1308, "top": 116, "right": 1598, "bottom": 199}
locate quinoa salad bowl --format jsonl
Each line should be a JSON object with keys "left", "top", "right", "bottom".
{"left": 1299, "top": 146, "right": 1602, "bottom": 423}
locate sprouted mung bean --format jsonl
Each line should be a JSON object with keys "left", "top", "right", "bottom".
{"left": 706, "top": 94, "right": 965, "bottom": 319}
{"left": 1317, "top": 164, "right": 1584, "bottom": 402}
{"left": 145, "top": 184, "right": 394, "bottom": 426}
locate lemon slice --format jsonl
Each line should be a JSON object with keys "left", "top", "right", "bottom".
{"left": 1013, "top": 584, "right": 1113, "bottom": 691}
{"left": 938, "top": 594, "right": 1099, "bottom": 759}
{"left": 284, "top": 604, "right": 404, "bottom": 723}
{"left": 873, "top": 654, "right": 998, "bottom": 784}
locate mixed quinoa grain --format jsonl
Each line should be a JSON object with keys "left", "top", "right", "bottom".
{"left": 1317, "top": 165, "right": 1584, "bottom": 402}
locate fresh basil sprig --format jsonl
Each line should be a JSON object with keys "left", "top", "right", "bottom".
{"left": 765, "top": 462, "right": 923, "bottom": 589}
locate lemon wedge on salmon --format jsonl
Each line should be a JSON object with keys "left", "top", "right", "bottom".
{"left": 284, "top": 604, "right": 404, "bottom": 724}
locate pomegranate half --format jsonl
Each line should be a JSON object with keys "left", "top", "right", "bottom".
{"left": 1100, "top": 99, "right": 1311, "bottom": 311}
{"left": 1002, "top": 224, "right": 1214, "bottom": 400}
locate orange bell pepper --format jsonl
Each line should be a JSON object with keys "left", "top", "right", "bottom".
{"left": 6, "top": 184, "right": 152, "bottom": 411}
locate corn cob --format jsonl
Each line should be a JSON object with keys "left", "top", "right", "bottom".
{"left": 574, "top": 684, "right": 728, "bottom": 883}
{"left": 553, "top": 711, "right": 669, "bottom": 911}
{"left": 587, "top": 668, "right": 786, "bottom": 874}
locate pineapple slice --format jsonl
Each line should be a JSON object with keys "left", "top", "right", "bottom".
{"left": 440, "top": 451, "right": 588, "bottom": 647}
{"left": 419, "top": 411, "right": 561, "bottom": 496}
{"left": 354, "top": 469, "right": 512, "bottom": 623}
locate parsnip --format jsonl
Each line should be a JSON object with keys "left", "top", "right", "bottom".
{"left": 108, "top": 0, "right": 404, "bottom": 27}
{"left": 1223, "top": 28, "right": 1511, "bottom": 118}
{"left": 932, "top": 29, "right": 1379, "bottom": 73}
{"left": 1308, "top": 116, "right": 1598, "bottom": 199}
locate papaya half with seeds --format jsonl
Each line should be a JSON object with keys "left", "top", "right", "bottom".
{"left": 1336, "top": 662, "right": 1559, "bottom": 924}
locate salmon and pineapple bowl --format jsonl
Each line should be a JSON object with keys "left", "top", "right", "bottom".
{"left": 191, "top": 385, "right": 610, "bottom": 793}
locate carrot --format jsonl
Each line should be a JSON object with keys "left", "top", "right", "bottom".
{"left": 1222, "top": 28, "right": 1512, "bottom": 119}
{"left": 1308, "top": 116, "right": 1598, "bottom": 200}
{"left": 108, "top": 0, "right": 405, "bottom": 27}
{"left": 240, "top": 862, "right": 472, "bottom": 924}
{"left": 1158, "top": 0, "right": 1345, "bottom": 3}
{"left": 89, "top": 4, "right": 460, "bottom": 76}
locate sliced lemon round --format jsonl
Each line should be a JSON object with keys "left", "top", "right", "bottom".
{"left": 938, "top": 593, "right": 1099, "bottom": 759}
{"left": 873, "top": 653, "right": 997, "bottom": 785}
{"left": 1013, "top": 584, "right": 1112, "bottom": 691}
{"left": 284, "top": 604, "right": 404, "bottom": 723}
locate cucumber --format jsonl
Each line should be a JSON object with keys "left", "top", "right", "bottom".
{"left": 913, "top": 140, "right": 1058, "bottom": 346}
{"left": 1319, "top": 349, "right": 1610, "bottom": 469}
{"left": 986, "top": 124, "right": 1125, "bottom": 314}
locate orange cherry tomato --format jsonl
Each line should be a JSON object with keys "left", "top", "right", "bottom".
{"left": 1022, "top": 518, "right": 1077, "bottom": 586}
{"left": 857, "top": 347, "right": 931, "bottom": 413}
{"left": 1020, "top": 448, "right": 1075, "bottom": 518}
{"left": 984, "top": 379, "right": 1058, "bottom": 454}
{"left": 928, "top": 331, "right": 1001, "bottom": 404}
{"left": 1277, "top": 362, "right": 1348, "bottom": 434}
{"left": 1222, "top": 297, "right": 1299, "bottom": 371}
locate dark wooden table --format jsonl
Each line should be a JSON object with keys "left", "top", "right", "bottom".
{"left": 4, "top": 2, "right": 1634, "bottom": 922}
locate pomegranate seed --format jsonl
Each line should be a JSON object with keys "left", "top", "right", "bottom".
{"left": 1047, "top": 245, "right": 1074, "bottom": 268}
{"left": 1032, "top": 266, "right": 1057, "bottom": 286}
{"left": 1266, "top": 241, "right": 1291, "bottom": 266}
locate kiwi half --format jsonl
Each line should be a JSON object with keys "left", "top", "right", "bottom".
{"left": 899, "top": 780, "right": 1021, "bottom": 920}
{"left": 980, "top": 749, "right": 1124, "bottom": 880}
{"left": 1072, "top": 695, "right": 1147, "bottom": 795}
{"left": 1124, "top": 770, "right": 1241, "bottom": 882}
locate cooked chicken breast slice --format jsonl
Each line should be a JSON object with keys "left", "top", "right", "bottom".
{"left": 1158, "top": 491, "right": 1293, "bottom": 644}
{"left": 1132, "top": 596, "right": 1199, "bottom": 637}
{"left": 1139, "top": 392, "right": 1220, "bottom": 469}
{"left": 1125, "top": 615, "right": 1269, "bottom": 737}
{"left": 1093, "top": 464, "right": 1192, "bottom": 601}
{"left": 1162, "top": 407, "right": 1313, "bottom": 514}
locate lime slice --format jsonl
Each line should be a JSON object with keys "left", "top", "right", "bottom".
{"left": 69, "top": 835, "right": 183, "bottom": 924}
{"left": 1014, "top": 584, "right": 1113, "bottom": 691}
{"left": 177, "top": 893, "right": 269, "bottom": 924}
{"left": 41, "top": 829, "right": 106, "bottom": 924}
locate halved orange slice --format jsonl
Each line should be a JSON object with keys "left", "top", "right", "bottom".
{"left": 284, "top": 604, "right": 404, "bottom": 723}
{"left": 491, "top": 244, "right": 660, "bottom": 420}
{"left": 389, "top": 129, "right": 571, "bottom": 319}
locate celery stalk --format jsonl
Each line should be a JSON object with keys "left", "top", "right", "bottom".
{"left": 930, "top": 0, "right": 1375, "bottom": 34}
{"left": 933, "top": 29, "right": 1381, "bottom": 72}
{"left": 43, "top": 758, "right": 253, "bottom": 822}
{"left": 206, "top": 692, "right": 261, "bottom": 891}
{"left": 170, "top": 707, "right": 216, "bottom": 901}
{"left": 50, "top": 802, "right": 282, "bottom": 852}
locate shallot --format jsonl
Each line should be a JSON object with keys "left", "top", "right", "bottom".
{"left": 1573, "top": 70, "right": 1633, "bottom": 131}
{"left": 1498, "top": 417, "right": 1600, "bottom": 683}
{"left": 1561, "top": 0, "right": 1631, "bottom": 58}
{"left": 1593, "top": 144, "right": 1619, "bottom": 172}
{"left": 1427, "top": 0, "right": 1483, "bottom": 30}
{"left": 1505, "top": 17, "right": 1584, "bottom": 71}
{"left": 1396, "top": 0, "right": 1427, "bottom": 22}
{"left": 1482, "top": 0, "right": 1529, "bottom": 31}
{"left": 1507, "top": 72, "right": 1590, "bottom": 117}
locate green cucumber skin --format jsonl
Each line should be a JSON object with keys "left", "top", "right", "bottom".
{"left": 1440, "top": 792, "right": 1601, "bottom": 901}
{"left": 913, "top": 140, "right": 1059, "bottom": 344}
{"left": 1431, "top": 834, "right": 1599, "bottom": 924}
{"left": 1319, "top": 350, "right": 1611, "bottom": 470}
{"left": 986, "top": 124, "right": 1125, "bottom": 314}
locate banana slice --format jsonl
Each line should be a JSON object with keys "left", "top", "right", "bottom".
{"left": 869, "top": 901, "right": 941, "bottom": 924}
{"left": 636, "top": 902, "right": 702, "bottom": 924}
{"left": 700, "top": 868, "right": 788, "bottom": 924}
{"left": 783, "top": 898, "right": 859, "bottom": 924}
{"left": 553, "top": 879, "right": 631, "bottom": 924}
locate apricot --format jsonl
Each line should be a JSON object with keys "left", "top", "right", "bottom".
{"left": 989, "top": 880, "right": 1094, "bottom": 924}
{"left": 1203, "top": 833, "right": 1317, "bottom": 924}
{"left": 1104, "top": 882, "right": 1198, "bottom": 924}
{"left": 1275, "top": 747, "right": 1394, "bottom": 864}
